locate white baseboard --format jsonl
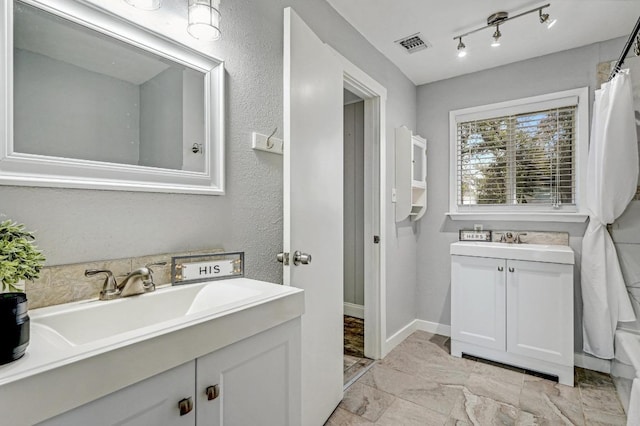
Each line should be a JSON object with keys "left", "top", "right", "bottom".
{"left": 343, "top": 302, "right": 364, "bottom": 319}
{"left": 384, "top": 319, "right": 451, "bottom": 356}
{"left": 414, "top": 319, "right": 451, "bottom": 337}
{"left": 384, "top": 320, "right": 418, "bottom": 356}
{"left": 574, "top": 352, "right": 611, "bottom": 374}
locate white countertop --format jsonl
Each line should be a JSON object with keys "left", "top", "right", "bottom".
{"left": 0, "top": 278, "right": 304, "bottom": 425}
{"left": 450, "top": 241, "right": 575, "bottom": 264}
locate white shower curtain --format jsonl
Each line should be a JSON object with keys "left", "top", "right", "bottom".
{"left": 582, "top": 69, "right": 638, "bottom": 359}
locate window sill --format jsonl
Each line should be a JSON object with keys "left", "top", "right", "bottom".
{"left": 446, "top": 212, "right": 589, "bottom": 223}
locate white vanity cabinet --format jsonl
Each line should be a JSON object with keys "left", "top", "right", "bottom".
{"left": 39, "top": 320, "right": 301, "bottom": 426}
{"left": 196, "top": 318, "right": 301, "bottom": 425}
{"left": 39, "top": 361, "right": 197, "bottom": 426}
{"left": 450, "top": 243, "right": 574, "bottom": 386}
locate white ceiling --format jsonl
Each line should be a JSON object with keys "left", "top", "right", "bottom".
{"left": 15, "top": 2, "right": 170, "bottom": 85}
{"left": 326, "top": 0, "right": 640, "bottom": 85}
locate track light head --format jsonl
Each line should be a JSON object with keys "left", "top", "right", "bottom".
{"left": 539, "top": 9, "right": 549, "bottom": 24}
{"left": 457, "top": 37, "right": 467, "bottom": 57}
{"left": 491, "top": 26, "right": 501, "bottom": 47}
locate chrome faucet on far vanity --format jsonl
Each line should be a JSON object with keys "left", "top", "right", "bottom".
{"left": 85, "top": 262, "right": 166, "bottom": 300}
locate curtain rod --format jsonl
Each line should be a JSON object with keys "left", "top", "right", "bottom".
{"left": 609, "top": 16, "right": 640, "bottom": 81}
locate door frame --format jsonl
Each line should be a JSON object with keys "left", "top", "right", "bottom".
{"left": 329, "top": 47, "right": 387, "bottom": 360}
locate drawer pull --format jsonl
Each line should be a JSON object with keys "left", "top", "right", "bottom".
{"left": 508, "top": 267, "right": 515, "bottom": 273}
{"left": 178, "top": 397, "right": 193, "bottom": 416}
{"left": 497, "top": 266, "right": 504, "bottom": 271}
{"left": 206, "top": 384, "right": 220, "bottom": 401}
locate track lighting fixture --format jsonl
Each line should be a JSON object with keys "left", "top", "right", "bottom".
{"left": 453, "top": 3, "right": 554, "bottom": 56}
{"left": 457, "top": 37, "right": 467, "bottom": 57}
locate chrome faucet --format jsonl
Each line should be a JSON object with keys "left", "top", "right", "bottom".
{"left": 515, "top": 232, "right": 527, "bottom": 244}
{"left": 85, "top": 262, "right": 166, "bottom": 300}
{"left": 498, "top": 232, "right": 527, "bottom": 244}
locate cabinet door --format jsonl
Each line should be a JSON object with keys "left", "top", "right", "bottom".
{"left": 506, "top": 260, "right": 573, "bottom": 365}
{"left": 451, "top": 255, "right": 506, "bottom": 351}
{"left": 39, "top": 361, "right": 196, "bottom": 426}
{"left": 196, "top": 319, "right": 301, "bottom": 426}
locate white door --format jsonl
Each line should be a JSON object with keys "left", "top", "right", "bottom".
{"left": 451, "top": 255, "right": 506, "bottom": 351}
{"left": 506, "top": 260, "right": 574, "bottom": 365}
{"left": 283, "top": 7, "right": 344, "bottom": 426}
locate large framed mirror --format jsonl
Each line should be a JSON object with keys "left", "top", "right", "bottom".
{"left": 0, "top": 0, "right": 225, "bottom": 194}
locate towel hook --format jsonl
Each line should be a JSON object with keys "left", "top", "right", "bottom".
{"left": 266, "top": 127, "right": 277, "bottom": 149}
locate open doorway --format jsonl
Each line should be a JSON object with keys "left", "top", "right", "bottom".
{"left": 343, "top": 89, "right": 374, "bottom": 386}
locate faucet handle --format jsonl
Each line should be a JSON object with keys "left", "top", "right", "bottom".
{"left": 142, "top": 261, "right": 167, "bottom": 290}
{"left": 145, "top": 261, "right": 167, "bottom": 272}
{"left": 85, "top": 269, "right": 120, "bottom": 300}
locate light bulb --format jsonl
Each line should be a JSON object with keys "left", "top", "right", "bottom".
{"left": 492, "top": 26, "right": 501, "bottom": 47}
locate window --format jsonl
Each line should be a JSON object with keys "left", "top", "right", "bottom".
{"left": 448, "top": 88, "right": 589, "bottom": 221}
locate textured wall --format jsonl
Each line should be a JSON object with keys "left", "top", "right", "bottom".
{"left": 1, "top": 0, "right": 417, "bottom": 337}
{"left": 416, "top": 36, "right": 626, "bottom": 352}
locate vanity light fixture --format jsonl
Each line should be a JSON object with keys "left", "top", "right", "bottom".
{"left": 124, "top": 0, "right": 161, "bottom": 10}
{"left": 188, "top": 0, "right": 221, "bottom": 41}
{"left": 453, "top": 3, "right": 553, "bottom": 56}
{"left": 457, "top": 37, "right": 467, "bottom": 57}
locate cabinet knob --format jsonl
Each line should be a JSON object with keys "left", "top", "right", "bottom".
{"left": 206, "top": 384, "right": 220, "bottom": 401}
{"left": 508, "top": 267, "right": 515, "bottom": 273}
{"left": 178, "top": 397, "right": 193, "bottom": 416}
{"left": 497, "top": 266, "right": 504, "bottom": 271}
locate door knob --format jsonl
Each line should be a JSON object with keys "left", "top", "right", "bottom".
{"left": 293, "top": 251, "right": 312, "bottom": 265}
{"left": 277, "top": 252, "right": 289, "bottom": 265}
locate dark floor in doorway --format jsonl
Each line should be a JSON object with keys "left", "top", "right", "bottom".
{"left": 343, "top": 315, "right": 373, "bottom": 386}
{"left": 344, "top": 315, "right": 365, "bottom": 358}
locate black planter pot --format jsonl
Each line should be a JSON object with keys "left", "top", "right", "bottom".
{"left": 0, "top": 292, "right": 29, "bottom": 365}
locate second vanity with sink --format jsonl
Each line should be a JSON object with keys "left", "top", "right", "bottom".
{"left": 0, "top": 278, "right": 304, "bottom": 425}
{"left": 450, "top": 241, "right": 575, "bottom": 385}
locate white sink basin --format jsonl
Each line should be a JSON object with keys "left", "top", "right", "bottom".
{"left": 30, "top": 280, "right": 262, "bottom": 346}
{"left": 450, "top": 241, "right": 574, "bottom": 264}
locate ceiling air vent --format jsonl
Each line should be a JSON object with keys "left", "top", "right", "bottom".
{"left": 395, "top": 33, "right": 431, "bottom": 54}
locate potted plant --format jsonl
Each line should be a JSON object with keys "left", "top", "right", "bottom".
{"left": 0, "top": 219, "right": 46, "bottom": 292}
{"left": 0, "top": 219, "right": 43, "bottom": 364}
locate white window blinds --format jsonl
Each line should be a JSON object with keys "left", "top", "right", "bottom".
{"left": 456, "top": 106, "right": 576, "bottom": 207}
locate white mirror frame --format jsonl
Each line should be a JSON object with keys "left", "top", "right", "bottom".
{"left": 0, "top": 0, "right": 225, "bottom": 195}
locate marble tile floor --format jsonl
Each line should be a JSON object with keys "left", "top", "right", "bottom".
{"left": 326, "top": 330, "right": 627, "bottom": 425}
